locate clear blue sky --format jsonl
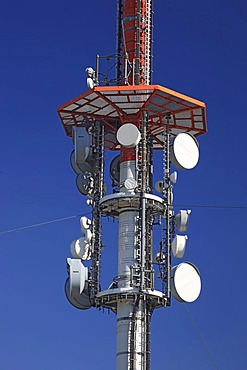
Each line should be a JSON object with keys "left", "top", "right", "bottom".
{"left": 1, "top": 0, "right": 247, "bottom": 369}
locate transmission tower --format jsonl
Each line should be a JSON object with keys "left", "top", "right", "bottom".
{"left": 57, "top": 1, "right": 207, "bottom": 370}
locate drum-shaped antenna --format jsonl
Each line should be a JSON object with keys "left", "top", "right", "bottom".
{"left": 116, "top": 124, "right": 141, "bottom": 148}
{"left": 171, "top": 235, "right": 188, "bottom": 258}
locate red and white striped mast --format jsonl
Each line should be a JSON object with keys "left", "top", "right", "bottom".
{"left": 116, "top": 2, "right": 153, "bottom": 369}
{"left": 58, "top": 1, "right": 207, "bottom": 370}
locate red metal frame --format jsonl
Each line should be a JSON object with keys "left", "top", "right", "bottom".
{"left": 58, "top": 84, "right": 207, "bottom": 150}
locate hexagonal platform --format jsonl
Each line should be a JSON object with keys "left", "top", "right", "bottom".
{"left": 57, "top": 84, "right": 207, "bottom": 150}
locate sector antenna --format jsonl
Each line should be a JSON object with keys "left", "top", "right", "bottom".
{"left": 57, "top": 1, "right": 208, "bottom": 369}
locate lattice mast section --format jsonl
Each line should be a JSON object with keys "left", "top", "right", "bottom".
{"left": 117, "top": 0, "right": 153, "bottom": 85}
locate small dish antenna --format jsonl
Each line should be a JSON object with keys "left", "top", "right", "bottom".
{"left": 76, "top": 172, "right": 94, "bottom": 196}
{"left": 174, "top": 210, "right": 191, "bottom": 233}
{"left": 110, "top": 155, "right": 120, "bottom": 185}
{"left": 70, "top": 237, "right": 92, "bottom": 260}
{"left": 154, "top": 252, "right": 165, "bottom": 264}
{"left": 170, "top": 133, "right": 199, "bottom": 170}
{"left": 170, "top": 262, "right": 201, "bottom": 302}
{"left": 70, "top": 150, "right": 94, "bottom": 175}
{"left": 155, "top": 181, "right": 165, "bottom": 194}
{"left": 171, "top": 235, "right": 188, "bottom": 258}
{"left": 170, "top": 171, "right": 178, "bottom": 184}
{"left": 155, "top": 181, "right": 174, "bottom": 204}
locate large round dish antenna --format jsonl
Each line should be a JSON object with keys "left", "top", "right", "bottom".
{"left": 170, "top": 262, "right": 201, "bottom": 302}
{"left": 116, "top": 123, "right": 141, "bottom": 148}
{"left": 65, "top": 279, "right": 91, "bottom": 310}
{"left": 170, "top": 133, "right": 199, "bottom": 170}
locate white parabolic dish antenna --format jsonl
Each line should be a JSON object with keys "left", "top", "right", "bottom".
{"left": 65, "top": 278, "right": 91, "bottom": 310}
{"left": 170, "top": 262, "right": 201, "bottom": 302}
{"left": 170, "top": 133, "right": 199, "bottom": 170}
{"left": 70, "top": 237, "right": 92, "bottom": 260}
{"left": 116, "top": 123, "right": 141, "bottom": 147}
{"left": 70, "top": 150, "right": 94, "bottom": 174}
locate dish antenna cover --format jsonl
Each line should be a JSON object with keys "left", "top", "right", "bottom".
{"left": 175, "top": 210, "right": 191, "bottom": 233}
{"left": 116, "top": 124, "right": 141, "bottom": 148}
{"left": 170, "top": 133, "right": 199, "bottom": 170}
{"left": 171, "top": 235, "right": 188, "bottom": 258}
{"left": 170, "top": 262, "right": 201, "bottom": 302}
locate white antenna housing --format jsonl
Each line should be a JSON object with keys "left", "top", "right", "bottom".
{"left": 67, "top": 258, "right": 88, "bottom": 297}
{"left": 87, "top": 77, "right": 94, "bottom": 89}
{"left": 73, "top": 127, "right": 91, "bottom": 164}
